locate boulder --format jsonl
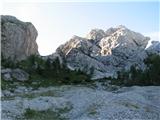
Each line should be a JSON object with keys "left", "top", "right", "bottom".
{"left": 11, "top": 69, "right": 29, "bottom": 81}
{"left": 1, "top": 68, "right": 13, "bottom": 81}
{"left": 1, "top": 68, "right": 29, "bottom": 82}
{"left": 3, "top": 73, "right": 12, "bottom": 81}
{"left": 1, "top": 15, "right": 39, "bottom": 61}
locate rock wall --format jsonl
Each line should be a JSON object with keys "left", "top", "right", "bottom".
{"left": 1, "top": 15, "right": 39, "bottom": 61}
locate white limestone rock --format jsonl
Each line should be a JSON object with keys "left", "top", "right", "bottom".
{"left": 86, "top": 29, "right": 106, "bottom": 44}
{"left": 1, "top": 15, "right": 39, "bottom": 61}
{"left": 56, "top": 25, "right": 150, "bottom": 79}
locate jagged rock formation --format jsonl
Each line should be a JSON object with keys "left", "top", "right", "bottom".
{"left": 1, "top": 15, "right": 39, "bottom": 61}
{"left": 146, "top": 41, "right": 160, "bottom": 55}
{"left": 56, "top": 25, "right": 150, "bottom": 79}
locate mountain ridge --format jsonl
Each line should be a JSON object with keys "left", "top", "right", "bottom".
{"left": 55, "top": 25, "right": 153, "bottom": 79}
{"left": 1, "top": 15, "right": 160, "bottom": 79}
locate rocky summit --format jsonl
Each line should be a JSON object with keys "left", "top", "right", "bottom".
{"left": 1, "top": 15, "right": 39, "bottom": 61}
{"left": 56, "top": 25, "right": 151, "bottom": 79}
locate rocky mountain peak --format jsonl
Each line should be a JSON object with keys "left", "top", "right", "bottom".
{"left": 104, "top": 25, "right": 127, "bottom": 36}
{"left": 56, "top": 25, "right": 151, "bottom": 79}
{"left": 117, "top": 25, "right": 127, "bottom": 28}
{"left": 100, "top": 26, "right": 150, "bottom": 56}
{"left": 86, "top": 28, "right": 106, "bottom": 41}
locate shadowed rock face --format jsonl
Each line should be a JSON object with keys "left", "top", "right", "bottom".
{"left": 146, "top": 41, "right": 160, "bottom": 55}
{"left": 56, "top": 25, "right": 150, "bottom": 79}
{"left": 1, "top": 15, "right": 39, "bottom": 61}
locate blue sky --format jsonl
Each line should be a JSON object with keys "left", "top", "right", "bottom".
{"left": 2, "top": 1, "right": 159, "bottom": 55}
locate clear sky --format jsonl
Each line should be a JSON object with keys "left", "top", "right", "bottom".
{"left": 2, "top": 1, "right": 159, "bottom": 55}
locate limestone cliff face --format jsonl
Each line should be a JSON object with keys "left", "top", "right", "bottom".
{"left": 1, "top": 15, "right": 39, "bottom": 61}
{"left": 56, "top": 25, "right": 150, "bottom": 79}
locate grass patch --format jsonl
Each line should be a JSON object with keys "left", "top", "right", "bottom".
{"left": 1, "top": 87, "right": 60, "bottom": 101}
{"left": 87, "top": 104, "right": 100, "bottom": 116}
{"left": 23, "top": 90, "right": 60, "bottom": 99}
{"left": 24, "top": 108, "right": 67, "bottom": 120}
{"left": 88, "top": 107, "right": 98, "bottom": 115}
{"left": 2, "top": 55, "right": 93, "bottom": 90}
{"left": 1, "top": 78, "right": 17, "bottom": 90}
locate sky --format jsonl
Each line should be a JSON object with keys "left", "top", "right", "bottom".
{"left": 1, "top": 0, "right": 160, "bottom": 55}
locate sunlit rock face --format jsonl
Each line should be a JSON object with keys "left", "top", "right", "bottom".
{"left": 56, "top": 25, "right": 150, "bottom": 79}
{"left": 1, "top": 15, "right": 39, "bottom": 61}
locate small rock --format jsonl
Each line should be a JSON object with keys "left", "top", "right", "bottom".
{"left": 1, "top": 68, "right": 12, "bottom": 81}
{"left": 3, "top": 90, "right": 14, "bottom": 97}
{"left": 1, "top": 68, "right": 12, "bottom": 74}
{"left": 2, "top": 73, "right": 12, "bottom": 81}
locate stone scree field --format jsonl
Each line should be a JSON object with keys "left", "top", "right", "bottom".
{"left": 2, "top": 84, "right": 160, "bottom": 120}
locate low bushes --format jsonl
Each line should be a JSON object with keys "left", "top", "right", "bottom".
{"left": 115, "top": 54, "right": 160, "bottom": 86}
{"left": 15, "top": 55, "right": 92, "bottom": 86}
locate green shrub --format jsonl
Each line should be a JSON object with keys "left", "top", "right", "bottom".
{"left": 2, "top": 54, "right": 93, "bottom": 86}
{"left": 115, "top": 54, "right": 160, "bottom": 86}
{"left": 15, "top": 55, "right": 92, "bottom": 86}
{"left": 24, "top": 108, "right": 65, "bottom": 120}
{"left": 17, "top": 55, "right": 45, "bottom": 74}
{"left": 1, "top": 55, "right": 17, "bottom": 68}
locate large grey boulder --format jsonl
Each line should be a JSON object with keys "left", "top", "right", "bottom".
{"left": 56, "top": 25, "right": 150, "bottom": 79}
{"left": 1, "top": 68, "right": 29, "bottom": 81}
{"left": 1, "top": 15, "right": 39, "bottom": 61}
{"left": 11, "top": 69, "right": 29, "bottom": 81}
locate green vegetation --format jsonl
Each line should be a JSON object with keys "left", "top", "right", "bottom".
{"left": 1, "top": 55, "right": 17, "bottom": 68}
{"left": 1, "top": 55, "right": 92, "bottom": 88}
{"left": 2, "top": 53, "right": 159, "bottom": 88}
{"left": 23, "top": 108, "right": 67, "bottom": 120}
{"left": 88, "top": 104, "right": 98, "bottom": 115}
{"left": 122, "top": 102, "right": 140, "bottom": 109}
{"left": 113, "top": 54, "right": 160, "bottom": 86}
{"left": 1, "top": 78, "right": 16, "bottom": 90}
